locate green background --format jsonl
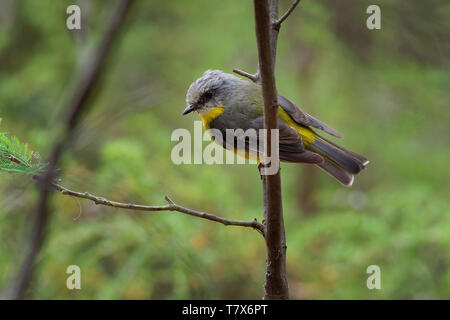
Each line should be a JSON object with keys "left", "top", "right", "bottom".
{"left": 0, "top": 0, "right": 449, "bottom": 299}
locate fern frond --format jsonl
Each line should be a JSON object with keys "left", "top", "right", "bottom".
{"left": 0, "top": 132, "right": 45, "bottom": 175}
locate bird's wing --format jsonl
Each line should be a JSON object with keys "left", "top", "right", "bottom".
{"left": 277, "top": 122, "right": 323, "bottom": 163}
{"left": 247, "top": 115, "right": 300, "bottom": 145}
{"left": 248, "top": 116, "right": 323, "bottom": 164}
{"left": 278, "top": 95, "right": 343, "bottom": 138}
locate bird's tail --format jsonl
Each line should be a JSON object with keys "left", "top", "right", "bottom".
{"left": 307, "top": 134, "right": 369, "bottom": 186}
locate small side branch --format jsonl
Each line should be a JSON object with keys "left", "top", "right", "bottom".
{"left": 233, "top": 68, "right": 259, "bottom": 83}
{"left": 52, "top": 183, "right": 265, "bottom": 235}
{"left": 273, "top": 0, "right": 301, "bottom": 30}
{"left": 234, "top": 0, "right": 302, "bottom": 84}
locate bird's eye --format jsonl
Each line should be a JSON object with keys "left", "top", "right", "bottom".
{"left": 203, "top": 91, "right": 212, "bottom": 100}
{"left": 198, "top": 90, "right": 213, "bottom": 105}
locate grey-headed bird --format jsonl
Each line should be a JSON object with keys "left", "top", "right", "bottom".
{"left": 183, "top": 70, "right": 368, "bottom": 186}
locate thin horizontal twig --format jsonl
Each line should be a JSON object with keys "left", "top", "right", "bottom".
{"left": 52, "top": 183, "right": 265, "bottom": 236}
{"left": 273, "top": 0, "right": 301, "bottom": 30}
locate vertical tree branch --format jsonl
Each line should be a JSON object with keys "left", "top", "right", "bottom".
{"left": 5, "top": 0, "right": 135, "bottom": 299}
{"left": 253, "top": 0, "right": 288, "bottom": 300}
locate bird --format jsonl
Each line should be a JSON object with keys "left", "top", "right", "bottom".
{"left": 183, "top": 70, "right": 368, "bottom": 186}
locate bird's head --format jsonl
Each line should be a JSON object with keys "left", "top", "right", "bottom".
{"left": 184, "top": 70, "right": 238, "bottom": 115}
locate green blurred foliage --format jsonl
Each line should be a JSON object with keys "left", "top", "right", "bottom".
{"left": 0, "top": 0, "right": 449, "bottom": 299}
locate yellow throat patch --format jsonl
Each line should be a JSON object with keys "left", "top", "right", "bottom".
{"left": 200, "top": 106, "right": 224, "bottom": 129}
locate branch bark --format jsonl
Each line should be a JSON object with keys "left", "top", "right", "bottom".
{"left": 253, "top": 0, "right": 288, "bottom": 300}
{"left": 51, "top": 183, "right": 265, "bottom": 235}
{"left": 5, "top": 0, "right": 135, "bottom": 300}
{"left": 273, "top": 0, "right": 301, "bottom": 30}
{"left": 233, "top": 68, "right": 259, "bottom": 82}
{"left": 249, "top": 0, "right": 301, "bottom": 300}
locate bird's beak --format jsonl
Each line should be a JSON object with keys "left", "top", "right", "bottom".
{"left": 182, "top": 104, "right": 196, "bottom": 115}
